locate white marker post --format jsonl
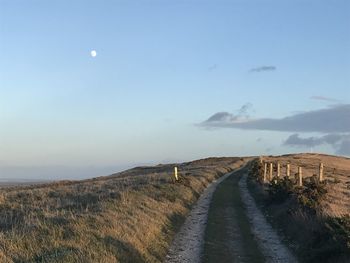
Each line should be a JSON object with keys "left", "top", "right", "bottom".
{"left": 174, "top": 166, "right": 178, "bottom": 181}
{"left": 319, "top": 163, "right": 324, "bottom": 182}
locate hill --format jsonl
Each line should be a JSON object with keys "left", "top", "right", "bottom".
{"left": 0, "top": 157, "right": 246, "bottom": 262}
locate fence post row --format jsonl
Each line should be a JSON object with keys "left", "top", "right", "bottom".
{"left": 260, "top": 161, "right": 325, "bottom": 186}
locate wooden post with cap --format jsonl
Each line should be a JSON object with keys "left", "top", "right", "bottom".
{"left": 319, "top": 163, "right": 324, "bottom": 182}
{"left": 269, "top": 163, "right": 273, "bottom": 181}
{"left": 286, "top": 163, "right": 290, "bottom": 178}
{"left": 298, "top": 166, "right": 303, "bottom": 186}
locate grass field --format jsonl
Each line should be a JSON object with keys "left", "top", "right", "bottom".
{"left": 0, "top": 157, "right": 246, "bottom": 262}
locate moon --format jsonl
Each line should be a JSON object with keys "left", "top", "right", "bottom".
{"left": 90, "top": 50, "right": 97, "bottom": 57}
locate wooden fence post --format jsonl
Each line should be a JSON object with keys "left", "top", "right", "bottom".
{"left": 319, "top": 163, "right": 324, "bottom": 182}
{"left": 277, "top": 162, "right": 280, "bottom": 178}
{"left": 286, "top": 163, "right": 290, "bottom": 178}
{"left": 269, "top": 163, "right": 273, "bottom": 181}
{"left": 263, "top": 162, "right": 267, "bottom": 183}
{"left": 298, "top": 166, "right": 303, "bottom": 186}
{"left": 174, "top": 167, "right": 178, "bottom": 181}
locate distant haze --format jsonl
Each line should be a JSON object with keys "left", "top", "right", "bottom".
{"left": 0, "top": 165, "right": 129, "bottom": 181}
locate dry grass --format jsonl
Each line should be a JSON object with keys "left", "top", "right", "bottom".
{"left": 261, "top": 153, "right": 350, "bottom": 217}
{"left": 249, "top": 153, "right": 350, "bottom": 262}
{"left": 0, "top": 157, "right": 246, "bottom": 262}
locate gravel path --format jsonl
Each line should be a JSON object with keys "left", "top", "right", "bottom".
{"left": 166, "top": 167, "right": 297, "bottom": 263}
{"left": 165, "top": 171, "right": 234, "bottom": 263}
{"left": 238, "top": 173, "right": 297, "bottom": 263}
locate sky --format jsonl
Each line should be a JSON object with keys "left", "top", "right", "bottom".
{"left": 0, "top": 0, "right": 349, "bottom": 179}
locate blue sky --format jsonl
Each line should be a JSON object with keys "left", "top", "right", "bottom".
{"left": 0, "top": 0, "right": 349, "bottom": 179}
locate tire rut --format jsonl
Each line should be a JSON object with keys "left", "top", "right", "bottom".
{"left": 239, "top": 173, "right": 297, "bottom": 263}
{"left": 165, "top": 172, "right": 234, "bottom": 263}
{"left": 166, "top": 166, "right": 298, "bottom": 263}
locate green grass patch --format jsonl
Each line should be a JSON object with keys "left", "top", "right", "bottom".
{"left": 203, "top": 170, "right": 265, "bottom": 263}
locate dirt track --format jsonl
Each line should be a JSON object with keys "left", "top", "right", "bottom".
{"left": 165, "top": 171, "right": 234, "bottom": 263}
{"left": 239, "top": 173, "right": 297, "bottom": 263}
{"left": 166, "top": 165, "right": 297, "bottom": 263}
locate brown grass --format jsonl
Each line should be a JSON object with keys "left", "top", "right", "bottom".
{"left": 261, "top": 153, "right": 350, "bottom": 217}
{"left": 0, "top": 157, "right": 246, "bottom": 262}
{"left": 249, "top": 153, "right": 350, "bottom": 262}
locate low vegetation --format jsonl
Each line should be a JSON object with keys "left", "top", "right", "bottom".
{"left": 0, "top": 157, "right": 246, "bottom": 262}
{"left": 248, "top": 154, "right": 350, "bottom": 262}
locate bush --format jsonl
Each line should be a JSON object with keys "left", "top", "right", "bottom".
{"left": 326, "top": 215, "right": 350, "bottom": 250}
{"left": 297, "top": 179, "right": 327, "bottom": 211}
{"left": 267, "top": 177, "right": 295, "bottom": 203}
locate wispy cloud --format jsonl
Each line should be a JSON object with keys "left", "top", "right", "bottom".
{"left": 200, "top": 104, "right": 350, "bottom": 156}
{"left": 265, "top": 147, "right": 273, "bottom": 153}
{"left": 249, "top": 66, "right": 276, "bottom": 73}
{"left": 208, "top": 64, "right": 218, "bottom": 72}
{"left": 284, "top": 133, "right": 350, "bottom": 155}
{"left": 337, "top": 140, "right": 350, "bottom": 155}
{"left": 201, "top": 104, "right": 350, "bottom": 133}
{"left": 205, "top": 103, "right": 253, "bottom": 123}
{"left": 310, "top": 96, "right": 340, "bottom": 103}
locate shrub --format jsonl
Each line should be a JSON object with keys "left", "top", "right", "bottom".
{"left": 267, "top": 177, "right": 295, "bottom": 203}
{"left": 297, "top": 179, "right": 327, "bottom": 211}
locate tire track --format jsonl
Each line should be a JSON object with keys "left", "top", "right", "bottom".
{"left": 166, "top": 166, "right": 297, "bottom": 263}
{"left": 165, "top": 171, "right": 234, "bottom": 263}
{"left": 239, "top": 173, "right": 297, "bottom": 263}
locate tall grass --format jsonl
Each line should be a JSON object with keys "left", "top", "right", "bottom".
{"left": 0, "top": 157, "right": 245, "bottom": 262}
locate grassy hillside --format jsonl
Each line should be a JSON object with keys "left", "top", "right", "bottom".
{"left": 0, "top": 157, "right": 246, "bottom": 262}
{"left": 260, "top": 153, "right": 350, "bottom": 217}
{"left": 248, "top": 153, "right": 350, "bottom": 262}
